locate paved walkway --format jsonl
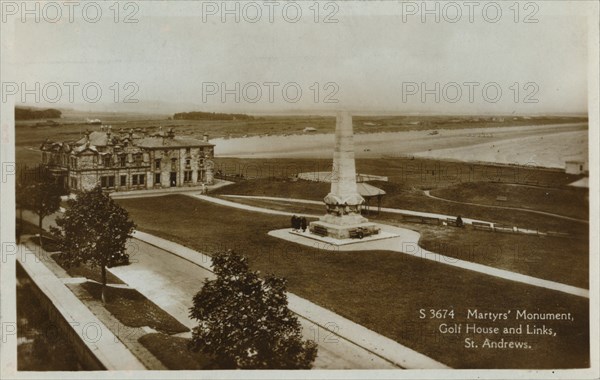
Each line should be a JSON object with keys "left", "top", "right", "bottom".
{"left": 219, "top": 194, "right": 542, "bottom": 235}
{"left": 269, "top": 226, "right": 589, "bottom": 299}
{"left": 125, "top": 231, "right": 448, "bottom": 369}
{"left": 183, "top": 195, "right": 588, "bottom": 298}
{"left": 187, "top": 194, "right": 318, "bottom": 218}
{"left": 423, "top": 190, "right": 588, "bottom": 223}
{"left": 19, "top": 237, "right": 167, "bottom": 370}
{"left": 219, "top": 194, "right": 492, "bottom": 225}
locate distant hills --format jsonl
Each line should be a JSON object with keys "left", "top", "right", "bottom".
{"left": 173, "top": 111, "right": 254, "bottom": 121}
{"left": 15, "top": 107, "right": 62, "bottom": 120}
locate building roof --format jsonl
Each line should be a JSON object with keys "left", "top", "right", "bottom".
{"left": 357, "top": 182, "right": 386, "bottom": 197}
{"left": 72, "top": 142, "right": 99, "bottom": 154}
{"left": 568, "top": 177, "right": 589, "bottom": 188}
{"left": 70, "top": 129, "right": 214, "bottom": 149}
{"left": 44, "top": 127, "right": 214, "bottom": 156}
{"left": 75, "top": 131, "right": 111, "bottom": 146}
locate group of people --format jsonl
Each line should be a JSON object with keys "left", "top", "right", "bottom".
{"left": 291, "top": 215, "right": 308, "bottom": 232}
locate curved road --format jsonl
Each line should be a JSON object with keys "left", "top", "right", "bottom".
{"left": 423, "top": 190, "right": 588, "bottom": 223}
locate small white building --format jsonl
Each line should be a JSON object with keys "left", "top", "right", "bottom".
{"left": 565, "top": 160, "right": 588, "bottom": 175}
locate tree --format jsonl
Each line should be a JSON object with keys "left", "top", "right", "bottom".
{"left": 189, "top": 250, "right": 318, "bottom": 369}
{"left": 20, "top": 172, "right": 62, "bottom": 248}
{"left": 51, "top": 186, "right": 135, "bottom": 303}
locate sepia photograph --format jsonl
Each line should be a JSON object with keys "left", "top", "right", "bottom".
{"left": 0, "top": 1, "right": 598, "bottom": 379}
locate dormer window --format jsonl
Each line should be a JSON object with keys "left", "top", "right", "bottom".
{"left": 103, "top": 155, "right": 112, "bottom": 167}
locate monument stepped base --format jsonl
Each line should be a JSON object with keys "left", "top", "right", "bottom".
{"left": 292, "top": 224, "right": 399, "bottom": 246}
{"left": 309, "top": 220, "right": 381, "bottom": 240}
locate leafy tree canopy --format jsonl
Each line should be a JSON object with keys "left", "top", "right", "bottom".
{"left": 52, "top": 186, "right": 135, "bottom": 303}
{"left": 189, "top": 250, "right": 317, "bottom": 369}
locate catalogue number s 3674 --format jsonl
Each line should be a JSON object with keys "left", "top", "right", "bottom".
{"left": 419, "top": 309, "right": 455, "bottom": 319}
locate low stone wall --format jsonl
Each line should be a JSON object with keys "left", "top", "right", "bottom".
{"left": 17, "top": 260, "right": 105, "bottom": 370}
{"left": 16, "top": 251, "right": 146, "bottom": 371}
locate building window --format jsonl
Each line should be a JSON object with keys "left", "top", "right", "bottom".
{"left": 134, "top": 153, "right": 143, "bottom": 165}
{"left": 132, "top": 174, "right": 145, "bottom": 186}
{"left": 155, "top": 173, "right": 161, "bottom": 184}
{"left": 119, "top": 155, "right": 127, "bottom": 167}
{"left": 70, "top": 177, "right": 77, "bottom": 189}
{"left": 70, "top": 157, "right": 77, "bottom": 169}
{"left": 171, "top": 158, "right": 177, "bottom": 171}
{"left": 103, "top": 155, "right": 112, "bottom": 167}
{"left": 185, "top": 158, "right": 191, "bottom": 169}
{"left": 184, "top": 171, "right": 192, "bottom": 183}
{"left": 186, "top": 147, "right": 191, "bottom": 155}
{"left": 155, "top": 158, "right": 161, "bottom": 170}
{"left": 101, "top": 176, "right": 115, "bottom": 188}
{"left": 197, "top": 169, "right": 204, "bottom": 182}
{"left": 120, "top": 175, "right": 127, "bottom": 187}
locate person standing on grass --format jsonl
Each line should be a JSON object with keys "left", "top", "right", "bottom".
{"left": 301, "top": 217, "right": 307, "bottom": 232}
{"left": 456, "top": 215, "right": 464, "bottom": 228}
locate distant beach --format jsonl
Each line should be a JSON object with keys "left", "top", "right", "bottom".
{"left": 214, "top": 122, "right": 588, "bottom": 169}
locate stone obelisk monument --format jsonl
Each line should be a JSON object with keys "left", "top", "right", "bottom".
{"left": 309, "top": 112, "right": 380, "bottom": 240}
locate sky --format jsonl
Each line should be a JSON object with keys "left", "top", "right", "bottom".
{"left": 4, "top": 0, "right": 591, "bottom": 115}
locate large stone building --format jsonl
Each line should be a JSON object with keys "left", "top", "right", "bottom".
{"left": 41, "top": 126, "right": 215, "bottom": 192}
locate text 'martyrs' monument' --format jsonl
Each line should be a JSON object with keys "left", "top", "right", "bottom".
{"left": 309, "top": 111, "right": 380, "bottom": 240}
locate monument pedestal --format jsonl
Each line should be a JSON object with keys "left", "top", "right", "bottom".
{"left": 309, "top": 219, "right": 380, "bottom": 240}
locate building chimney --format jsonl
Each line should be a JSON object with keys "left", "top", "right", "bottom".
{"left": 203, "top": 133, "right": 209, "bottom": 142}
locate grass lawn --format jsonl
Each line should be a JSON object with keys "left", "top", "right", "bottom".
{"left": 138, "top": 333, "right": 214, "bottom": 370}
{"left": 415, "top": 225, "right": 588, "bottom": 289}
{"left": 216, "top": 195, "right": 325, "bottom": 216}
{"left": 117, "top": 194, "right": 589, "bottom": 369}
{"left": 80, "top": 282, "right": 189, "bottom": 335}
{"left": 431, "top": 182, "right": 588, "bottom": 220}
{"left": 211, "top": 157, "right": 584, "bottom": 189}
{"left": 213, "top": 178, "right": 587, "bottom": 236}
{"left": 209, "top": 196, "right": 588, "bottom": 288}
